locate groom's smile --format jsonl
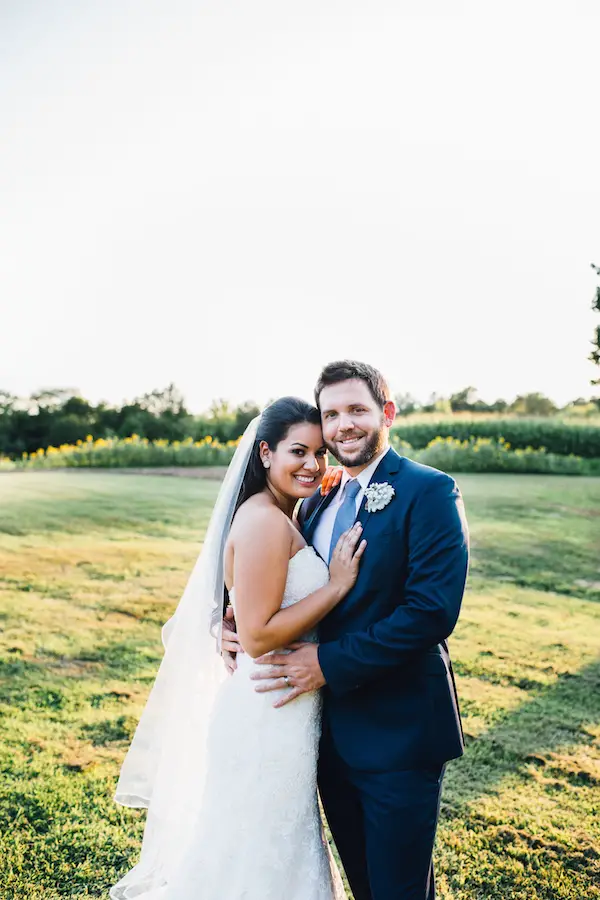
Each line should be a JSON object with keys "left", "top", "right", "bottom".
{"left": 337, "top": 433, "right": 367, "bottom": 450}
{"left": 334, "top": 432, "right": 370, "bottom": 464}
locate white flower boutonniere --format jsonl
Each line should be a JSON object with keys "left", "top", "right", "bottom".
{"left": 364, "top": 482, "right": 395, "bottom": 513}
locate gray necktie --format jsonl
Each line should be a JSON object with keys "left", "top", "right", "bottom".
{"left": 328, "top": 479, "right": 361, "bottom": 562}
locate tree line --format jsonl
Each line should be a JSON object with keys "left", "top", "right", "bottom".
{"left": 393, "top": 387, "right": 576, "bottom": 417}
{"left": 1, "top": 382, "right": 597, "bottom": 460}
{"left": 0, "top": 385, "right": 260, "bottom": 459}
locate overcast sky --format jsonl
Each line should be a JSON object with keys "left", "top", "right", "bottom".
{"left": 1, "top": 0, "right": 598, "bottom": 411}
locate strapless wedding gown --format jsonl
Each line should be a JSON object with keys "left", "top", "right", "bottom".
{"left": 163, "top": 545, "right": 347, "bottom": 900}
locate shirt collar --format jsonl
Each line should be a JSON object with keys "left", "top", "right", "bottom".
{"left": 340, "top": 446, "right": 391, "bottom": 492}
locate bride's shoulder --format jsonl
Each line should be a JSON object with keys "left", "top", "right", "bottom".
{"left": 230, "top": 496, "right": 290, "bottom": 544}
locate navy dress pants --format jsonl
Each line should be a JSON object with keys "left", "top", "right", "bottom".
{"left": 318, "top": 737, "right": 444, "bottom": 900}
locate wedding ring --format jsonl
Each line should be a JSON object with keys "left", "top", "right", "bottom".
{"left": 283, "top": 675, "right": 291, "bottom": 687}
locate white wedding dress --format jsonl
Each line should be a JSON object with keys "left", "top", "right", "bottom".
{"left": 162, "top": 545, "right": 347, "bottom": 900}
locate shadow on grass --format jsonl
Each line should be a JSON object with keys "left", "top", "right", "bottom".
{"left": 442, "top": 659, "right": 600, "bottom": 887}
{"left": 449, "top": 658, "right": 600, "bottom": 796}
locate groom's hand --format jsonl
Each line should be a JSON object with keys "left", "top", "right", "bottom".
{"left": 221, "top": 606, "right": 243, "bottom": 675}
{"left": 251, "top": 643, "right": 325, "bottom": 707}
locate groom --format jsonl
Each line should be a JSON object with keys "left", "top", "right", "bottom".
{"left": 228, "top": 360, "right": 469, "bottom": 900}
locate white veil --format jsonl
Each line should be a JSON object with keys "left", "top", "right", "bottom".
{"left": 110, "top": 416, "right": 260, "bottom": 900}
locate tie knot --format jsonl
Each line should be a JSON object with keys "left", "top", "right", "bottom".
{"left": 344, "top": 479, "right": 360, "bottom": 499}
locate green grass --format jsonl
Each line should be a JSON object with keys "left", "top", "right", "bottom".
{"left": 0, "top": 472, "right": 599, "bottom": 899}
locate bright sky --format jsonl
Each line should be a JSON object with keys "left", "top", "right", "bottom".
{"left": 1, "top": 0, "right": 598, "bottom": 412}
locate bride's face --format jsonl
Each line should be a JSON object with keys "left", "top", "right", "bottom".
{"left": 262, "top": 422, "right": 327, "bottom": 500}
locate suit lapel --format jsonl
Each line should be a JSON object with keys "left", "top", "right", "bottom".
{"left": 302, "top": 482, "right": 341, "bottom": 544}
{"left": 356, "top": 495, "right": 371, "bottom": 530}
{"left": 356, "top": 447, "right": 403, "bottom": 536}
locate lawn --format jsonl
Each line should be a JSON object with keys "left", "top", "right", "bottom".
{"left": 0, "top": 471, "right": 599, "bottom": 899}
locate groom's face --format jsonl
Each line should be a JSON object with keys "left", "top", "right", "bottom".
{"left": 319, "top": 379, "right": 390, "bottom": 469}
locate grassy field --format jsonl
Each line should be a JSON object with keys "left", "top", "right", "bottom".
{"left": 0, "top": 471, "right": 599, "bottom": 899}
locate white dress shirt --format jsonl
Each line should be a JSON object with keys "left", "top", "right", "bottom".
{"left": 312, "top": 446, "right": 391, "bottom": 563}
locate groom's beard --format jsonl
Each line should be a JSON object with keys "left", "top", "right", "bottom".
{"left": 327, "top": 424, "right": 386, "bottom": 469}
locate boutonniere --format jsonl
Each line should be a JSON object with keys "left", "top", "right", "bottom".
{"left": 364, "top": 482, "right": 395, "bottom": 513}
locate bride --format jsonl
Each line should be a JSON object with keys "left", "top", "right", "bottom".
{"left": 111, "top": 397, "right": 366, "bottom": 900}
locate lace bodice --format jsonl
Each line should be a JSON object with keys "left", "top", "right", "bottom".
{"left": 230, "top": 545, "right": 330, "bottom": 645}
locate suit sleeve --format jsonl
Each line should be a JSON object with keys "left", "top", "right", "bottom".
{"left": 318, "top": 473, "right": 469, "bottom": 696}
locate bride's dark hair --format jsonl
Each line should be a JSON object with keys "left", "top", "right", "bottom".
{"left": 233, "top": 396, "right": 322, "bottom": 517}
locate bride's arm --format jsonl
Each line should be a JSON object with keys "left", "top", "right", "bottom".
{"left": 232, "top": 509, "right": 364, "bottom": 658}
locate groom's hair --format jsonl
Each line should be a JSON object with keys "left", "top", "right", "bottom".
{"left": 314, "top": 360, "right": 390, "bottom": 409}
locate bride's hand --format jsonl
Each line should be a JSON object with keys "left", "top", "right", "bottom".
{"left": 328, "top": 523, "right": 367, "bottom": 599}
{"left": 320, "top": 466, "right": 342, "bottom": 496}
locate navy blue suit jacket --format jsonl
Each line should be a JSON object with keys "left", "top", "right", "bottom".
{"left": 298, "top": 448, "right": 469, "bottom": 772}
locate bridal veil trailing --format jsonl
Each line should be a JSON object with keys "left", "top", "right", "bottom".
{"left": 110, "top": 417, "right": 259, "bottom": 899}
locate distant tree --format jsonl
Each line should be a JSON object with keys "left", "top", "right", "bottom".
{"left": 47, "top": 414, "right": 94, "bottom": 447}
{"left": 233, "top": 401, "right": 261, "bottom": 435}
{"left": 394, "top": 393, "right": 421, "bottom": 416}
{"left": 202, "top": 399, "right": 234, "bottom": 442}
{"left": 199, "top": 399, "right": 262, "bottom": 442}
{"left": 60, "top": 396, "right": 95, "bottom": 420}
{"left": 421, "top": 390, "right": 509, "bottom": 415}
{"left": 449, "top": 386, "right": 478, "bottom": 412}
{"left": 113, "top": 405, "right": 151, "bottom": 439}
{"left": 208, "top": 398, "right": 233, "bottom": 420}
{"left": 29, "top": 388, "right": 79, "bottom": 414}
{"left": 421, "top": 393, "right": 441, "bottom": 413}
{"left": 0, "top": 391, "right": 17, "bottom": 413}
{"left": 435, "top": 398, "right": 453, "bottom": 414}
{"left": 560, "top": 397, "right": 599, "bottom": 417}
{"left": 590, "top": 262, "right": 600, "bottom": 386}
{"left": 136, "top": 383, "right": 188, "bottom": 417}
{"left": 131, "top": 384, "right": 192, "bottom": 441}
{"left": 509, "top": 392, "right": 557, "bottom": 416}
{"left": 421, "top": 393, "right": 453, "bottom": 414}
{"left": 0, "top": 392, "right": 16, "bottom": 456}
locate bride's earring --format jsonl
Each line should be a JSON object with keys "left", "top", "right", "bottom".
{"left": 263, "top": 460, "right": 270, "bottom": 469}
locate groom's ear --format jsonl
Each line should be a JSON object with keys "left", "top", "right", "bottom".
{"left": 383, "top": 400, "right": 396, "bottom": 428}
